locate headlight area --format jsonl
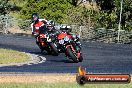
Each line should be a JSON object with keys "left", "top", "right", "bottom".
{"left": 59, "top": 39, "right": 64, "bottom": 44}
{"left": 64, "top": 36, "right": 69, "bottom": 41}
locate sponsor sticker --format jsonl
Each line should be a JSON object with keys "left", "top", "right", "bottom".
{"left": 76, "top": 66, "right": 131, "bottom": 85}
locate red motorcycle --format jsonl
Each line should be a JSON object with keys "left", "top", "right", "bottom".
{"left": 35, "top": 30, "right": 59, "bottom": 56}
{"left": 57, "top": 31, "right": 83, "bottom": 63}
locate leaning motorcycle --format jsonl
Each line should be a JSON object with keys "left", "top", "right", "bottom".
{"left": 57, "top": 31, "right": 83, "bottom": 63}
{"left": 37, "top": 31, "right": 59, "bottom": 56}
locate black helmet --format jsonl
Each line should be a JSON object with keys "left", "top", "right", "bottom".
{"left": 47, "top": 20, "right": 55, "bottom": 31}
{"left": 31, "top": 13, "right": 39, "bottom": 23}
{"left": 47, "top": 20, "right": 55, "bottom": 26}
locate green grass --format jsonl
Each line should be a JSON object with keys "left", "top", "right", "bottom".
{"left": 0, "top": 48, "right": 30, "bottom": 64}
{"left": 0, "top": 82, "right": 131, "bottom": 88}
{"left": 9, "top": 0, "right": 28, "bottom": 19}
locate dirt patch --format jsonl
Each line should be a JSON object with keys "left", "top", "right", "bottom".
{"left": 80, "top": 2, "right": 98, "bottom": 11}
{"left": 8, "top": 27, "right": 32, "bottom": 35}
{"left": 0, "top": 74, "right": 76, "bottom": 83}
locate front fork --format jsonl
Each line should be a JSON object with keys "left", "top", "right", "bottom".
{"left": 65, "top": 44, "right": 81, "bottom": 59}
{"left": 71, "top": 42, "right": 81, "bottom": 52}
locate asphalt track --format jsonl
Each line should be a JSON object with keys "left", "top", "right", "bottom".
{"left": 0, "top": 34, "right": 132, "bottom": 73}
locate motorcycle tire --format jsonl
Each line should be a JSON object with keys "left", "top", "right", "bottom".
{"left": 45, "top": 48, "right": 52, "bottom": 55}
{"left": 79, "top": 54, "right": 83, "bottom": 62}
{"left": 50, "top": 43, "right": 59, "bottom": 56}
{"left": 66, "top": 47, "right": 79, "bottom": 63}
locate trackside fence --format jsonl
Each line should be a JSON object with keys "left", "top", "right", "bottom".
{"left": 0, "top": 15, "right": 132, "bottom": 44}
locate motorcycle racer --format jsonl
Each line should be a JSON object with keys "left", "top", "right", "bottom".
{"left": 46, "top": 20, "right": 61, "bottom": 36}
{"left": 31, "top": 13, "right": 47, "bottom": 35}
{"left": 47, "top": 23, "right": 82, "bottom": 52}
{"left": 60, "top": 25, "right": 81, "bottom": 50}
{"left": 31, "top": 13, "right": 48, "bottom": 52}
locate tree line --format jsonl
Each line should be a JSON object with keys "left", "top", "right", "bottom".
{"left": 0, "top": 0, "right": 132, "bottom": 31}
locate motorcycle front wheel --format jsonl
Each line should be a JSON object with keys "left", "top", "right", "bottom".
{"left": 66, "top": 47, "right": 79, "bottom": 63}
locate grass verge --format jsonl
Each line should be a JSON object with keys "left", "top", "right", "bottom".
{"left": 0, "top": 82, "right": 131, "bottom": 88}
{"left": 0, "top": 48, "right": 30, "bottom": 64}
{"left": 0, "top": 74, "right": 131, "bottom": 88}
